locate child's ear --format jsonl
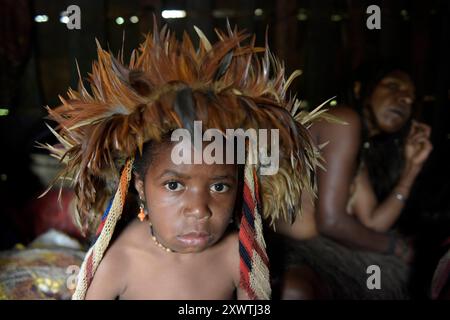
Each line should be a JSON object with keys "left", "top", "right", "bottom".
{"left": 134, "top": 173, "right": 145, "bottom": 199}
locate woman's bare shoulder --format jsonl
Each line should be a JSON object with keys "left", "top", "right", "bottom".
{"left": 326, "top": 105, "right": 362, "bottom": 127}
{"left": 315, "top": 105, "right": 362, "bottom": 143}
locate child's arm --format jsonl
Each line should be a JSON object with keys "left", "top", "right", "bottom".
{"left": 84, "top": 247, "right": 126, "bottom": 299}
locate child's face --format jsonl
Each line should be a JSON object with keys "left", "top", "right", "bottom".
{"left": 135, "top": 142, "right": 238, "bottom": 253}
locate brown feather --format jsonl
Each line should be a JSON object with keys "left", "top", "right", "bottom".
{"left": 42, "top": 23, "right": 334, "bottom": 235}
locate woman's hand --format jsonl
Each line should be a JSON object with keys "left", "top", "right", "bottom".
{"left": 396, "top": 121, "right": 432, "bottom": 195}
{"left": 404, "top": 121, "right": 433, "bottom": 168}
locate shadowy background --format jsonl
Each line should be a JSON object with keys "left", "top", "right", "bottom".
{"left": 0, "top": 0, "right": 449, "bottom": 298}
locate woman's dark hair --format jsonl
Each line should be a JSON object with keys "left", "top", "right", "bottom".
{"left": 344, "top": 60, "right": 412, "bottom": 111}
{"left": 343, "top": 61, "right": 414, "bottom": 201}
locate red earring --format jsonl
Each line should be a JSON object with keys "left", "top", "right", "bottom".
{"left": 138, "top": 202, "right": 146, "bottom": 222}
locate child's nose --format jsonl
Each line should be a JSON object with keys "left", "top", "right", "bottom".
{"left": 183, "top": 195, "right": 212, "bottom": 220}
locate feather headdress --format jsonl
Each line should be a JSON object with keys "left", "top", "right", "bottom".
{"left": 42, "top": 22, "right": 329, "bottom": 300}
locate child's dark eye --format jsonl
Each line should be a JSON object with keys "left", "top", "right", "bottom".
{"left": 164, "top": 181, "right": 185, "bottom": 191}
{"left": 210, "top": 183, "right": 230, "bottom": 193}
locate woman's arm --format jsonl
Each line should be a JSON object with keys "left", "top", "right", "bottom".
{"left": 314, "top": 106, "right": 394, "bottom": 253}
{"left": 352, "top": 121, "right": 433, "bottom": 232}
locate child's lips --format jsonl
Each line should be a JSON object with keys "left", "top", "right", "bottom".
{"left": 177, "top": 232, "right": 211, "bottom": 246}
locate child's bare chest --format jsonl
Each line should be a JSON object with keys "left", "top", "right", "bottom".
{"left": 119, "top": 254, "right": 235, "bottom": 299}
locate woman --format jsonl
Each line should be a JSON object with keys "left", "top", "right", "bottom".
{"left": 271, "top": 62, "right": 433, "bottom": 299}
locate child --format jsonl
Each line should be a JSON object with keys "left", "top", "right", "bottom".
{"left": 43, "top": 23, "right": 323, "bottom": 300}
{"left": 86, "top": 136, "right": 243, "bottom": 299}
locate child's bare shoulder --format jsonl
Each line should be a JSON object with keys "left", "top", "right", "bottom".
{"left": 215, "top": 230, "right": 240, "bottom": 279}
{"left": 99, "top": 220, "right": 148, "bottom": 271}
{"left": 85, "top": 231, "right": 133, "bottom": 298}
{"left": 97, "top": 230, "right": 134, "bottom": 275}
{"left": 99, "top": 246, "right": 127, "bottom": 278}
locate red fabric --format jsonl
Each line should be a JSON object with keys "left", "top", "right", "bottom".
{"left": 27, "top": 189, "right": 82, "bottom": 241}
{"left": 85, "top": 252, "right": 94, "bottom": 288}
{"left": 96, "top": 220, "right": 106, "bottom": 237}
{"left": 238, "top": 167, "right": 269, "bottom": 299}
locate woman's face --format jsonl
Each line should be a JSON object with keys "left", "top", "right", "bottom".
{"left": 135, "top": 142, "right": 238, "bottom": 254}
{"left": 366, "top": 70, "right": 415, "bottom": 134}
